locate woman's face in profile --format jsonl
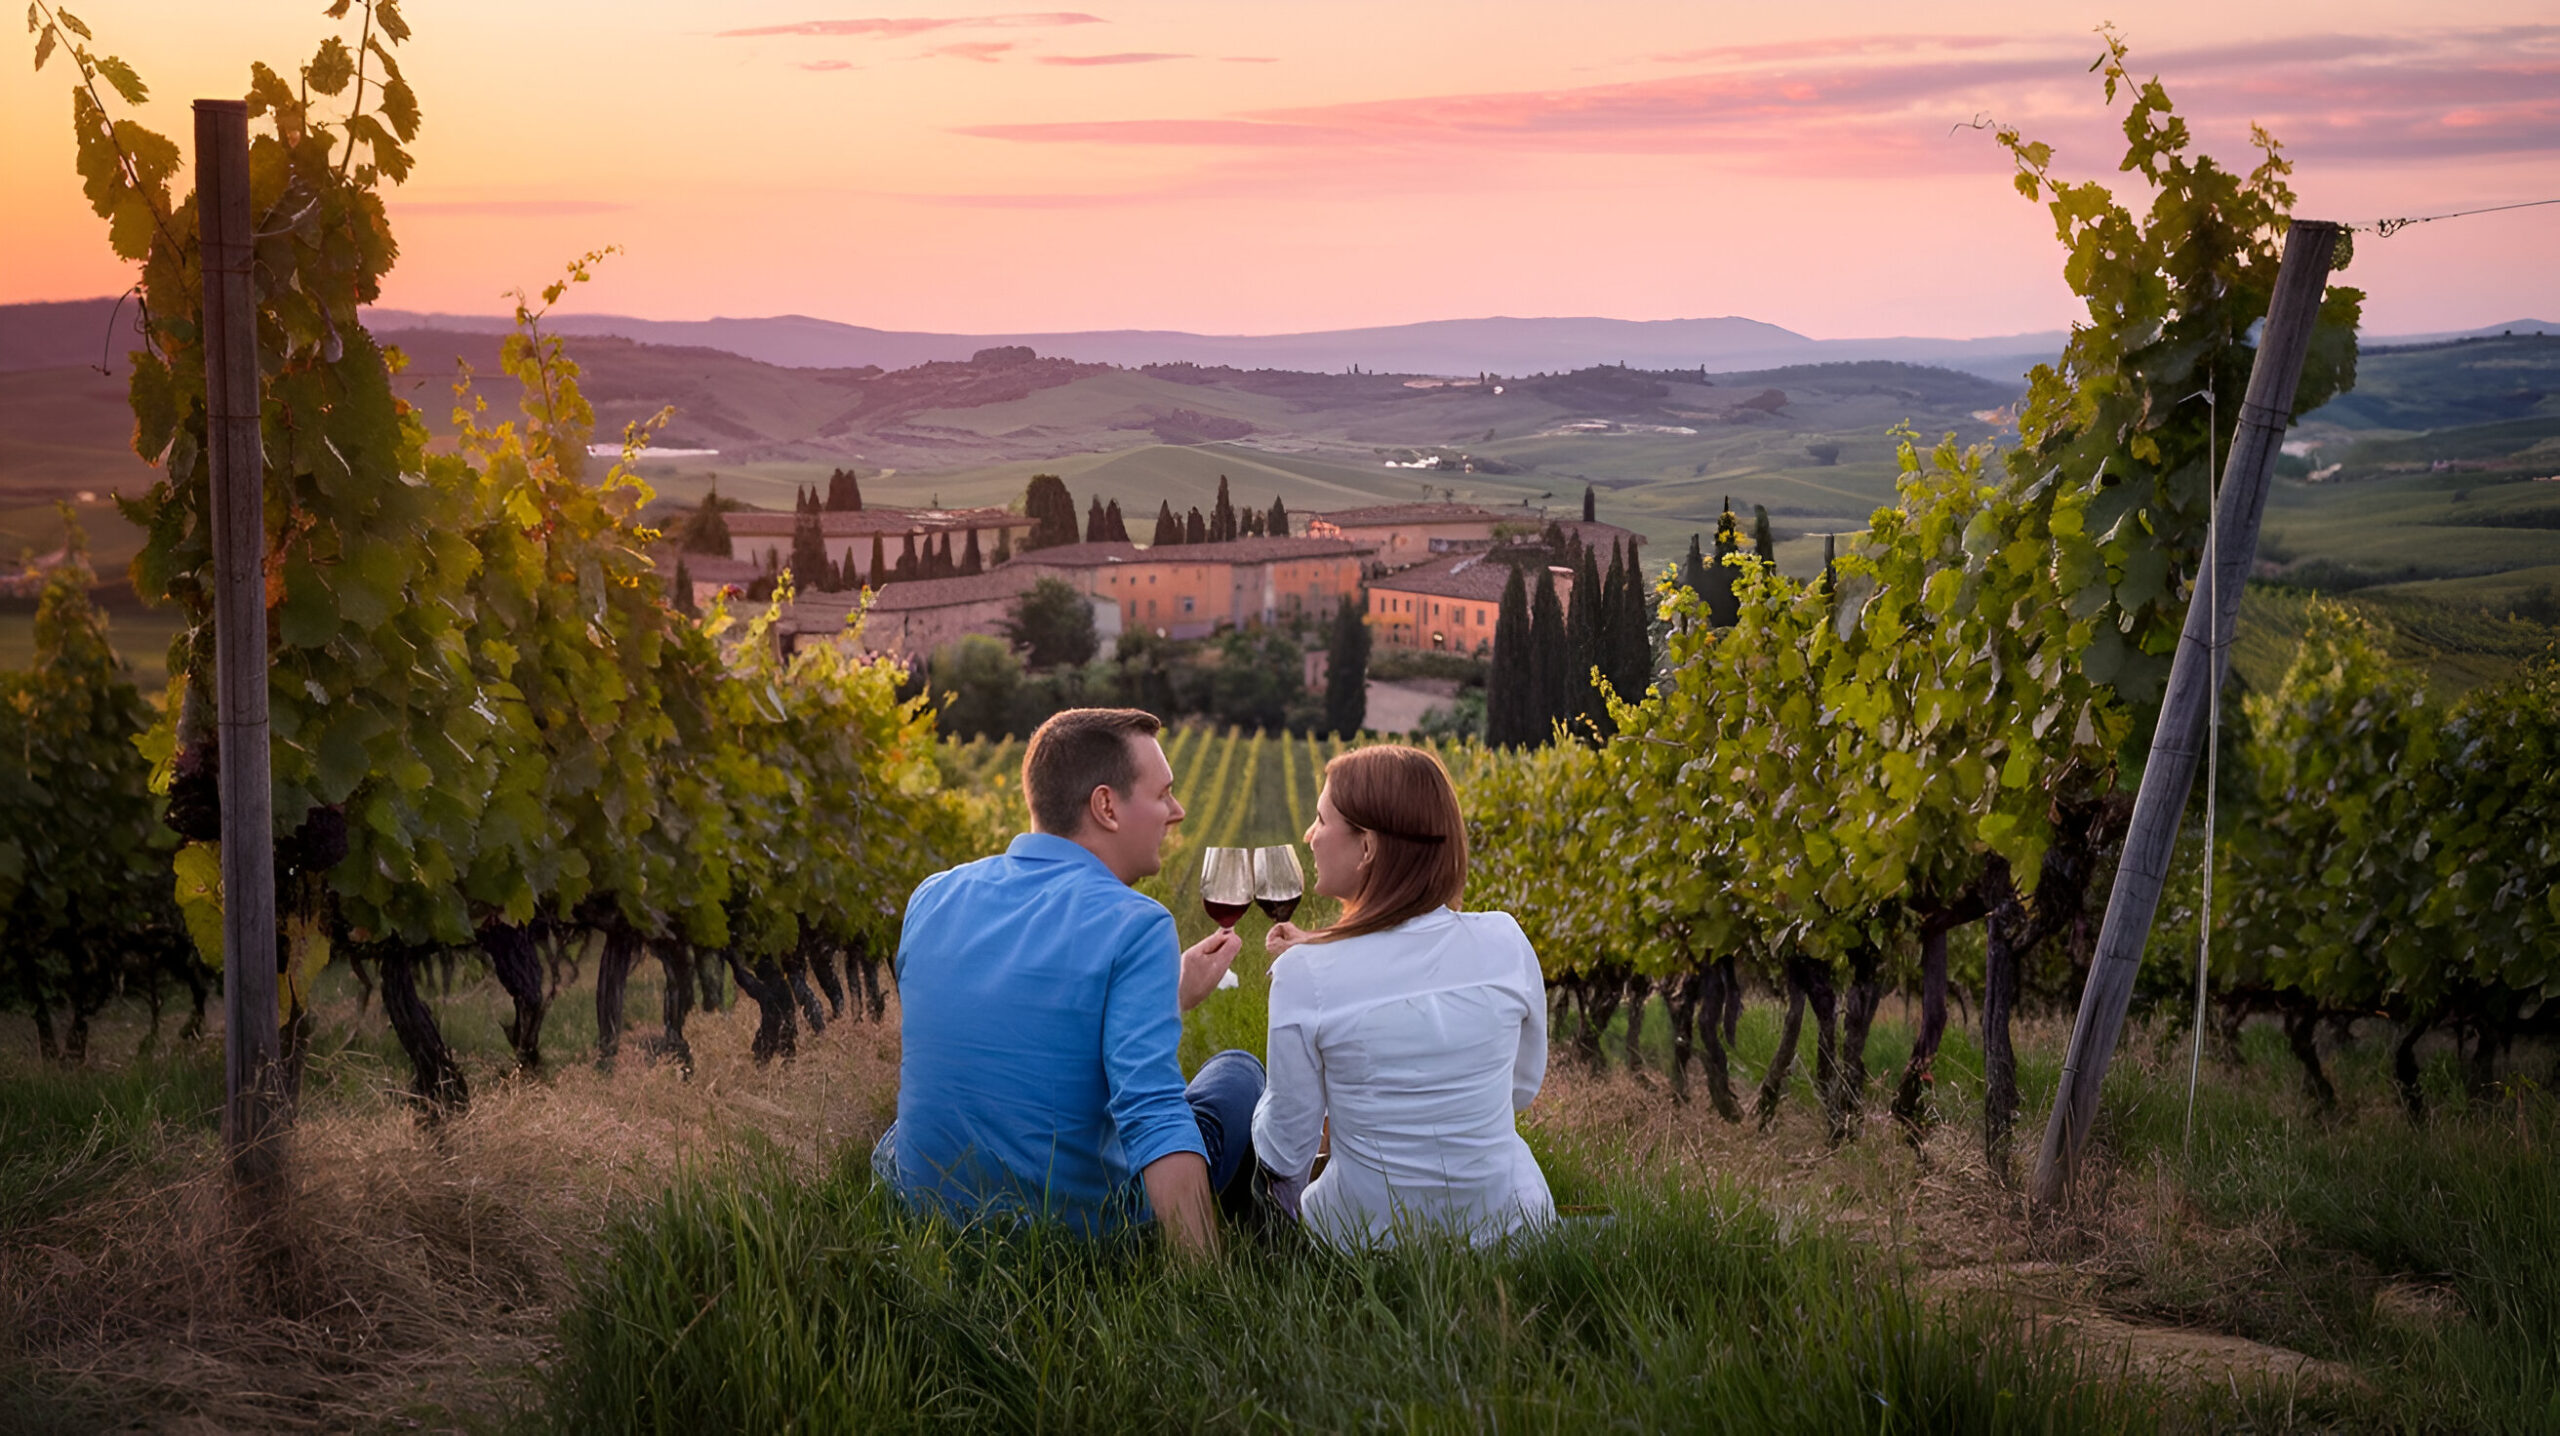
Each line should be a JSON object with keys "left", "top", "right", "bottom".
{"left": 1305, "top": 784, "right": 1371, "bottom": 902}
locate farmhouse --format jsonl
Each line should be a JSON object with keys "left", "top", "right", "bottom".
{"left": 1006, "top": 535, "right": 1373, "bottom": 640}
{"left": 1300, "top": 503, "right": 1532, "bottom": 573}
{"left": 778, "top": 568, "right": 1122, "bottom": 660}
{"left": 1366, "top": 551, "right": 1576, "bottom": 653}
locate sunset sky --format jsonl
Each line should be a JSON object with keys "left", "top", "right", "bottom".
{"left": 6, "top": 2, "right": 2556, "bottom": 339}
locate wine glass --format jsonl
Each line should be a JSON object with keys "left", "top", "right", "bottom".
{"left": 1253, "top": 845, "right": 1305, "bottom": 925}
{"left": 1200, "top": 847, "right": 1253, "bottom": 931}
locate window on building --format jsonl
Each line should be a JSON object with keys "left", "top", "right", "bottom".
{"left": 1181, "top": 596, "right": 1195, "bottom": 615}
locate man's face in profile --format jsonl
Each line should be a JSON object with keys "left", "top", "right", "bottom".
{"left": 1099, "top": 734, "right": 1184, "bottom": 882}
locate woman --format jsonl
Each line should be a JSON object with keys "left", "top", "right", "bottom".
{"left": 1251, "top": 744, "right": 1553, "bottom": 1248}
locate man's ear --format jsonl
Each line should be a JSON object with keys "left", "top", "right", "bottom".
{"left": 1087, "top": 783, "right": 1122, "bottom": 834}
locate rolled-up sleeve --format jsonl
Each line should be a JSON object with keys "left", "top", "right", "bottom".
{"left": 1100, "top": 906, "right": 1207, "bottom": 1174}
{"left": 1252, "top": 957, "right": 1328, "bottom": 1180}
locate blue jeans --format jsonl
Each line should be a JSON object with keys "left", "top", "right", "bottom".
{"left": 1186, "top": 1048, "right": 1267, "bottom": 1214}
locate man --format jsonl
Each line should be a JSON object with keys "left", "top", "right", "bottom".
{"left": 874, "top": 708, "right": 1264, "bottom": 1255}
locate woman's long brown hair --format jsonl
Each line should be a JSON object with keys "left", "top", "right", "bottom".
{"left": 1306, "top": 744, "right": 1467, "bottom": 943}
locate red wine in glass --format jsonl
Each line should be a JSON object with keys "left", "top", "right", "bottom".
{"left": 1254, "top": 845, "right": 1305, "bottom": 925}
{"left": 1200, "top": 847, "right": 1253, "bottom": 931}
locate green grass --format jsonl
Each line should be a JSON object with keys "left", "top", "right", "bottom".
{"left": 541, "top": 1145, "right": 2158, "bottom": 1435}
{"left": 2090, "top": 1021, "right": 2560, "bottom": 1433}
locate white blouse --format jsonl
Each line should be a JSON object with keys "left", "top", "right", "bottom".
{"left": 1251, "top": 907, "right": 1554, "bottom": 1248}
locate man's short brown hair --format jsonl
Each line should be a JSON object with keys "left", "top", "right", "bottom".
{"left": 1022, "top": 708, "right": 1165, "bottom": 836}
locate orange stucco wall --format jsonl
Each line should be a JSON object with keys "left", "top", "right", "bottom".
{"left": 1028, "top": 552, "right": 1366, "bottom": 638}
{"left": 1368, "top": 568, "right": 1575, "bottom": 652}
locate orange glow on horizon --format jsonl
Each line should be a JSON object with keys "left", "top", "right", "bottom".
{"left": 5, "top": 2, "right": 2556, "bottom": 339}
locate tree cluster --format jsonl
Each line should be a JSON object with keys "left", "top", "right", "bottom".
{"left": 1144, "top": 477, "right": 1290, "bottom": 546}
{"left": 1484, "top": 535, "right": 1650, "bottom": 748}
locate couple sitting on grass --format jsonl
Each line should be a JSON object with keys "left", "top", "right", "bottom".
{"left": 873, "top": 707, "right": 1553, "bottom": 1256}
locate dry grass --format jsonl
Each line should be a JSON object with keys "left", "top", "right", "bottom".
{"left": 7, "top": 991, "right": 2544, "bottom": 1429}
{"left": 1521, "top": 1017, "right": 2370, "bottom": 1404}
{"left": 2, "top": 995, "right": 900, "bottom": 1432}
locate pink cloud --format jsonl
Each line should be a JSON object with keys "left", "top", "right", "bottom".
{"left": 929, "top": 41, "right": 1014, "bottom": 62}
{"left": 954, "top": 26, "right": 2560, "bottom": 171}
{"left": 718, "top": 12, "right": 1103, "bottom": 40}
{"left": 1649, "top": 34, "right": 2007, "bottom": 65}
{"left": 799, "top": 59, "right": 858, "bottom": 72}
{"left": 1040, "top": 52, "right": 1190, "bottom": 66}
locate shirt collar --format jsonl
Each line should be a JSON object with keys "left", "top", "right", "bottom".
{"left": 1007, "top": 831, "right": 1116, "bottom": 878}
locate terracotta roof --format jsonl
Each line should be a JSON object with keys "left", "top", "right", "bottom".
{"left": 786, "top": 568, "right": 1043, "bottom": 618}
{"left": 1005, "top": 536, "right": 1370, "bottom": 568}
{"left": 1307, "top": 502, "right": 1511, "bottom": 526}
{"left": 1001, "top": 540, "right": 1144, "bottom": 567}
{"left": 653, "top": 552, "right": 761, "bottom": 584}
{"left": 1368, "top": 551, "right": 1563, "bottom": 603}
{"left": 722, "top": 505, "right": 1032, "bottom": 538}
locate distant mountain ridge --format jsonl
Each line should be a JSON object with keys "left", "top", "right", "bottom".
{"left": 9, "top": 296, "right": 2549, "bottom": 385}
{"left": 3, "top": 297, "right": 2060, "bottom": 381}
{"left": 357, "top": 309, "right": 2064, "bottom": 382}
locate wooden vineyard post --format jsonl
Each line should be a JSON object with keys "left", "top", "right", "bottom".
{"left": 198, "top": 99, "right": 286, "bottom": 1199}
{"left": 2029, "top": 219, "right": 2343, "bottom": 1208}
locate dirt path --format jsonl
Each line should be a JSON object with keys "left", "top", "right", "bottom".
{"left": 1365, "top": 677, "right": 1457, "bottom": 733}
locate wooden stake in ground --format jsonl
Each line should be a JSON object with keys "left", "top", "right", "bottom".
{"left": 198, "top": 99, "right": 285, "bottom": 1196}
{"left": 2028, "top": 220, "right": 2343, "bottom": 1209}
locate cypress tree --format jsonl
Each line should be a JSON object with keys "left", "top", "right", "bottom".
{"left": 993, "top": 525, "right": 1012, "bottom": 565}
{"left": 1185, "top": 507, "right": 1208, "bottom": 545}
{"left": 1617, "top": 540, "right": 1653, "bottom": 697}
{"left": 1105, "top": 499, "right": 1128, "bottom": 542}
{"left": 896, "top": 532, "right": 919, "bottom": 581}
{"left": 1086, "top": 496, "right": 1108, "bottom": 543}
{"left": 1211, "top": 474, "right": 1237, "bottom": 542}
{"left": 671, "top": 556, "right": 696, "bottom": 617}
{"left": 677, "top": 483, "right": 733, "bottom": 556}
{"left": 867, "top": 532, "right": 887, "bottom": 587}
{"left": 1268, "top": 495, "right": 1290, "bottom": 537}
{"left": 1323, "top": 596, "right": 1370, "bottom": 738}
{"left": 790, "top": 489, "right": 830, "bottom": 590}
{"left": 1243, "top": 509, "right": 1264, "bottom": 538}
{"left": 1152, "top": 501, "right": 1182, "bottom": 546}
{"left": 1704, "top": 499, "right": 1741, "bottom": 628}
{"left": 1023, "top": 474, "right": 1079, "bottom": 549}
{"left": 1488, "top": 565, "right": 1531, "bottom": 748}
{"left": 1753, "top": 504, "right": 1776, "bottom": 566}
{"left": 961, "top": 527, "right": 983, "bottom": 575}
{"left": 936, "top": 532, "right": 956, "bottom": 578}
{"left": 1582, "top": 482, "right": 1596, "bottom": 523}
{"left": 826, "top": 467, "right": 864, "bottom": 511}
{"left": 1679, "top": 533, "right": 1706, "bottom": 594}
{"left": 1527, "top": 566, "right": 1568, "bottom": 747}
{"left": 1569, "top": 541, "right": 1605, "bottom": 736}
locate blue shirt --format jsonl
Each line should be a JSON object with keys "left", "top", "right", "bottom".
{"left": 875, "top": 833, "right": 1203, "bottom": 1236}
